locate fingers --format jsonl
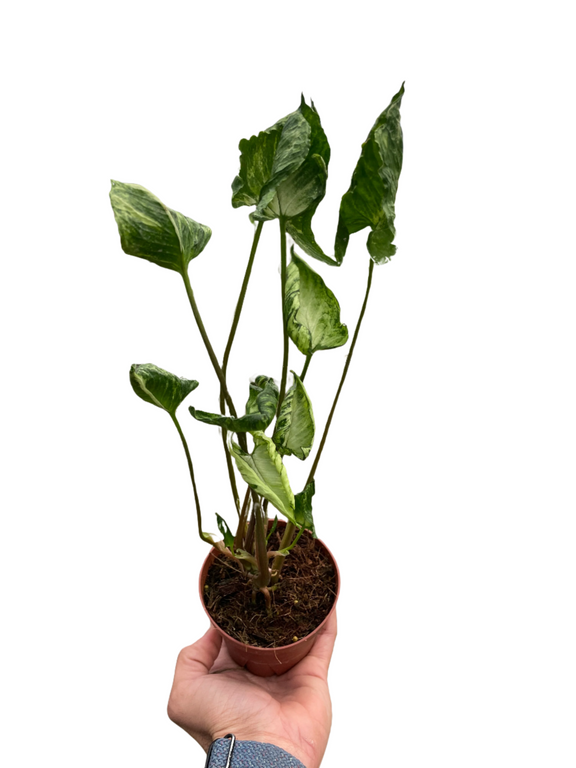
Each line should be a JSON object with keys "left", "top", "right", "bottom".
{"left": 301, "top": 610, "right": 338, "bottom": 677}
{"left": 175, "top": 625, "right": 223, "bottom": 680}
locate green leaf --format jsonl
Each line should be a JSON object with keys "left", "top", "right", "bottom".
{"left": 110, "top": 181, "right": 212, "bottom": 274}
{"left": 284, "top": 85, "right": 405, "bottom": 266}
{"left": 285, "top": 250, "right": 349, "bottom": 356}
{"left": 190, "top": 376, "right": 278, "bottom": 434}
{"left": 274, "top": 372, "right": 315, "bottom": 460}
{"left": 266, "top": 515, "right": 279, "bottom": 544}
{"left": 232, "top": 97, "right": 330, "bottom": 223}
{"left": 336, "top": 83, "right": 404, "bottom": 264}
{"left": 294, "top": 481, "right": 316, "bottom": 537}
{"left": 230, "top": 432, "right": 295, "bottom": 522}
{"left": 216, "top": 514, "right": 235, "bottom": 549}
{"left": 129, "top": 364, "right": 198, "bottom": 416}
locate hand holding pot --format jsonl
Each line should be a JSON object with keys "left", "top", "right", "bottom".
{"left": 167, "top": 611, "right": 337, "bottom": 768}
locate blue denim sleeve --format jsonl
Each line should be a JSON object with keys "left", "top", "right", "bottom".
{"left": 205, "top": 735, "right": 306, "bottom": 768}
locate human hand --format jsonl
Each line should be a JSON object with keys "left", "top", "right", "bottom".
{"left": 167, "top": 611, "right": 337, "bottom": 768}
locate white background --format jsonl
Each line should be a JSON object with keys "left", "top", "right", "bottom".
{"left": 2, "top": 1, "right": 575, "bottom": 766}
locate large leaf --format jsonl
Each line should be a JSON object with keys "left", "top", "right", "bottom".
{"left": 130, "top": 363, "right": 198, "bottom": 416}
{"left": 230, "top": 432, "right": 295, "bottom": 522}
{"left": 285, "top": 250, "right": 348, "bottom": 356}
{"left": 294, "top": 480, "right": 316, "bottom": 537}
{"left": 232, "top": 97, "right": 329, "bottom": 224}
{"left": 285, "top": 84, "right": 405, "bottom": 266}
{"left": 110, "top": 181, "right": 212, "bottom": 274}
{"left": 335, "top": 83, "right": 404, "bottom": 264}
{"left": 274, "top": 372, "right": 315, "bottom": 460}
{"left": 190, "top": 376, "right": 278, "bottom": 434}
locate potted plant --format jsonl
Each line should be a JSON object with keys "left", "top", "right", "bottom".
{"left": 109, "top": 83, "right": 405, "bottom": 676}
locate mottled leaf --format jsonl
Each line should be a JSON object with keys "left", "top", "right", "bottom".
{"left": 129, "top": 363, "right": 198, "bottom": 416}
{"left": 285, "top": 85, "right": 405, "bottom": 266}
{"left": 216, "top": 514, "right": 235, "bottom": 549}
{"left": 190, "top": 376, "right": 278, "bottom": 434}
{"left": 232, "top": 97, "right": 330, "bottom": 224}
{"left": 285, "top": 250, "right": 348, "bottom": 356}
{"left": 110, "top": 181, "right": 212, "bottom": 274}
{"left": 336, "top": 83, "right": 404, "bottom": 264}
{"left": 294, "top": 481, "right": 316, "bottom": 537}
{"left": 230, "top": 432, "right": 295, "bottom": 522}
{"left": 274, "top": 372, "right": 315, "bottom": 460}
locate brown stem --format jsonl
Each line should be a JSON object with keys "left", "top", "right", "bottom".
{"left": 233, "top": 487, "right": 252, "bottom": 550}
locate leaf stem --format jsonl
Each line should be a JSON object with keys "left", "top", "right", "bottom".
{"left": 233, "top": 486, "right": 252, "bottom": 550}
{"left": 306, "top": 258, "right": 375, "bottom": 487}
{"left": 253, "top": 500, "right": 270, "bottom": 589}
{"left": 276, "top": 217, "right": 290, "bottom": 417}
{"left": 181, "top": 268, "right": 238, "bottom": 418}
{"left": 170, "top": 413, "right": 212, "bottom": 545}
{"left": 217, "top": 221, "right": 264, "bottom": 514}
{"left": 300, "top": 352, "right": 313, "bottom": 382}
{"left": 221, "top": 220, "right": 264, "bottom": 396}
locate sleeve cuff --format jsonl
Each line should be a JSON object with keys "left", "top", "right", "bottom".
{"left": 205, "top": 735, "right": 307, "bottom": 768}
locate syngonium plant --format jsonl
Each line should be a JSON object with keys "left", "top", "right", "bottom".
{"left": 110, "top": 84, "right": 405, "bottom": 611}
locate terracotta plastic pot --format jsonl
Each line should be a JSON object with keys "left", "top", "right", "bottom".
{"left": 198, "top": 531, "right": 340, "bottom": 677}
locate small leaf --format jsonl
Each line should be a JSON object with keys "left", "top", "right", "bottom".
{"left": 230, "top": 432, "right": 296, "bottom": 522}
{"left": 130, "top": 364, "right": 198, "bottom": 416}
{"left": 336, "top": 83, "right": 404, "bottom": 264}
{"left": 274, "top": 372, "right": 315, "bottom": 460}
{"left": 266, "top": 515, "right": 279, "bottom": 544}
{"left": 190, "top": 376, "right": 278, "bottom": 434}
{"left": 110, "top": 181, "right": 212, "bottom": 274}
{"left": 285, "top": 250, "right": 348, "bottom": 356}
{"left": 216, "top": 514, "right": 235, "bottom": 549}
{"left": 294, "top": 481, "right": 316, "bottom": 537}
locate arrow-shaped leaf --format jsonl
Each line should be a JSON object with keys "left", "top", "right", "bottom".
{"left": 336, "top": 83, "right": 404, "bottom": 264}
{"left": 230, "top": 432, "right": 295, "bottom": 522}
{"left": 130, "top": 363, "right": 198, "bottom": 416}
{"left": 274, "top": 372, "right": 315, "bottom": 460}
{"left": 110, "top": 181, "right": 212, "bottom": 274}
{"left": 285, "top": 84, "right": 405, "bottom": 266}
{"left": 285, "top": 250, "right": 348, "bottom": 356}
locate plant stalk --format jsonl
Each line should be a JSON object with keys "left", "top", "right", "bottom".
{"left": 181, "top": 268, "right": 238, "bottom": 418}
{"left": 300, "top": 352, "right": 313, "bottom": 382}
{"left": 253, "top": 500, "right": 270, "bottom": 589}
{"left": 218, "top": 221, "right": 264, "bottom": 514}
{"left": 306, "top": 258, "right": 375, "bottom": 487}
{"left": 233, "top": 486, "right": 252, "bottom": 550}
{"left": 220, "top": 220, "right": 265, "bottom": 397}
{"left": 270, "top": 521, "right": 296, "bottom": 583}
{"left": 276, "top": 217, "right": 290, "bottom": 417}
{"left": 171, "top": 414, "right": 212, "bottom": 545}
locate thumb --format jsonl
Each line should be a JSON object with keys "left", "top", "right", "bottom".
{"left": 175, "top": 625, "right": 223, "bottom": 681}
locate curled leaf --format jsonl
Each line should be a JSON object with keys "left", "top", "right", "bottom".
{"left": 190, "top": 376, "right": 278, "bottom": 434}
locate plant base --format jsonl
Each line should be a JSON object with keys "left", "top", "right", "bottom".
{"left": 198, "top": 526, "right": 339, "bottom": 676}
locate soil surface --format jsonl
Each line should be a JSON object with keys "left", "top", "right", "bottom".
{"left": 203, "top": 528, "right": 338, "bottom": 648}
